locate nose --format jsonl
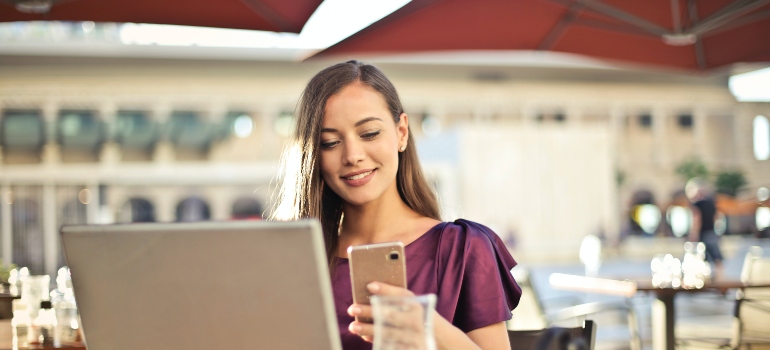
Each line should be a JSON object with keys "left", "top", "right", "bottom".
{"left": 342, "top": 140, "right": 365, "bottom": 166}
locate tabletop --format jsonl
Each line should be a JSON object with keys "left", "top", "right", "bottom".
{"left": 0, "top": 320, "right": 85, "bottom": 350}
{"left": 549, "top": 272, "right": 770, "bottom": 296}
{"left": 635, "top": 279, "right": 770, "bottom": 295}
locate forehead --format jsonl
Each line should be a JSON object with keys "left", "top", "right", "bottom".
{"left": 323, "top": 82, "right": 389, "bottom": 125}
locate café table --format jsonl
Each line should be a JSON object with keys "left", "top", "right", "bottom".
{"left": 0, "top": 320, "right": 85, "bottom": 350}
{"left": 636, "top": 279, "right": 770, "bottom": 350}
{"left": 549, "top": 273, "right": 770, "bottom": 350}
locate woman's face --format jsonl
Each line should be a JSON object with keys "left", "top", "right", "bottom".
{"left": 319, "top": 82, "right": 408, "bottom": 207}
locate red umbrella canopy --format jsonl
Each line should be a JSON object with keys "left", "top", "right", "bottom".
{"left": 313, "top": 0, "right": 770, "bottom": 71}
{"left": 0, "top": 0, "right": 323, "bottom": 33}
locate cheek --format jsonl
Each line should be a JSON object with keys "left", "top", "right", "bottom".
{"left": 319, "top": 154, "right": 336, "bottom": 181}
{"left": 372, "top": 135, "right": 399, "bottom": 159}
{"left": 380, "top": 141, "right": 400, "bottom": 164}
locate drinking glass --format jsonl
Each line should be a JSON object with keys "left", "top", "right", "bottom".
{"left": 371, "top": 294, "right": 437, "bottom": 350}
{"left": 21, "top": 275, "right": 51, "bottom": 304}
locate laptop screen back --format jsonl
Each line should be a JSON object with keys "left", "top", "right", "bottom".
{"left": 61, "top": 220, "right": 341, "bottom": 350}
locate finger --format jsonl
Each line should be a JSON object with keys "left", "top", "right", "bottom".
{"left": 349, "top": 321, "right": 375, "bottom": 337}
{"left": 367, "top": 282, "right": 415, "bottom": 296}
{"left": 348, "top": 304, "right": 374, "bottom": 320}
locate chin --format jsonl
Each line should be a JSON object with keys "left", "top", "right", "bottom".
{"left": 341, "top": 195, "right": 376, "bottom": 207}
{"left": 338, "top": 190, "right": 381, "bottom": 207}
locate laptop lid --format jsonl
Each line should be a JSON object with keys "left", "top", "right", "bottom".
{"left": 61, "top": 220, "right": 341, "bottom": 350}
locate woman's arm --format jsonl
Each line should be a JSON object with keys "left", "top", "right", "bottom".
{"left": 465, "top": 322, "right": 510, "bottom": 350}
{"left": 348, "top": 282, "right": 511, "bottom": 350}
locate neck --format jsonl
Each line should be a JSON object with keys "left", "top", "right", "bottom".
{"left": 340, "top": 190, "right": 419, "bottom": 246}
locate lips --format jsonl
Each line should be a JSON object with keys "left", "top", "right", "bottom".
{"left": 341, "top": 169, "right": 376, "bottom": 187}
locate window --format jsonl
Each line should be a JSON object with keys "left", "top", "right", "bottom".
{"left": 58, "top": 186, "right": 88, "bottom": 268}
{"left": 118, "top": 198, "right": 155, "bottom": 223}
{"left": 232, "top": 197, "right": 264, "bottom": 220}
{"left": 167, "top": 111, "right": 216, "bottom": 160}
{"left": 638, "top": 114, "right": 652, "bottom": 128}
{"left": 176, "top": 197, "right": 211, "bottom": 222}
{"left": 677, "top": 114, "right": 693, "bottom": 129}
{"left": 1, "top": 110, "right": 45, "bottom": 151}
{"left": 58, "top": 110, "right": 104, "bottom": 151}
{"left": 535, "top": 111, "right": 566, "bottom": 123}
{"left": 10, "top": 186, "right": 45, "bottom": 274}
{"left": 167, "top": 111, "right": 212, "bottom": 152}
{"left": 754, "top": 115, "right": 769, "bottom": 160}
{"left": 217, "top": 111, "right": 254, "bottom": 140}
{"left": 115, "top": 110, "right": 157, "bottom": 151}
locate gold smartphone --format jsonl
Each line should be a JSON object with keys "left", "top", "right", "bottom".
{"left": 347, "top": 242, "right": 407, "bottom": 323}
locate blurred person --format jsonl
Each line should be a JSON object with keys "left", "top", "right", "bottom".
{"left": 686, "top": 178, "right": 724, "bottom": 279}
{"left": 272, "top": 61, "right": 521, "bottom": 350}
{"left": 757, "top": 227, "right": 769, "bottom": 239}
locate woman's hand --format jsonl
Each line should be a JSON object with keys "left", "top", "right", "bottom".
{"left": 347, "top": 282, "right": 417, "bottom": 343}
{"left": 348, "top": 282, "right": 507, "bottom": 350}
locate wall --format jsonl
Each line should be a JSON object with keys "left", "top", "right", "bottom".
{"left": 0, "top": 57, "right": 769, "bottom": 271}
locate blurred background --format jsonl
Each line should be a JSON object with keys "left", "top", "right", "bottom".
{"left": 0, "top": 0, "right": 769, "bottom": 348}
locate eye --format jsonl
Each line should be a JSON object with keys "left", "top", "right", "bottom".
{"left": 361, "top": 130, "right": 381, "bottom": 140}
{"left": 320, "top": 140, "right": 340, "bottom": 149}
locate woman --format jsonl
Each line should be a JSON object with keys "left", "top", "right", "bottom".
{"left": 273, "top": 61, "right": 521, "bottom": 350}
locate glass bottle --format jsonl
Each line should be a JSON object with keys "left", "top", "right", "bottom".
{"left": 11, "top": 299, "right": 30, "bottom": 348}
{"left": 31, "top": 301, "right": 56, "bottom": 346}
{"left": 52, "top": 267, "right": 79, "bottom": 346}
{"left": 8, "top": 268, "right": 20, "bottom": 296}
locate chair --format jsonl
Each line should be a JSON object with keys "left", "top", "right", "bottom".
{"left": 733, "top": 252, "right": 770, "bottom": 349}
{"left": 508, "top": 320, "right": 596, "bottom": 350}
{"left": 677, "top": 247, "right": 770, "bottom": 349}
{"left": 509, "top": 266, "right": 641, "bottom": 350}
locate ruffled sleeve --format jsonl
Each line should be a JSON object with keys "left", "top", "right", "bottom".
{"left": 434, "top": 219, "right": 522, "bottom": 332}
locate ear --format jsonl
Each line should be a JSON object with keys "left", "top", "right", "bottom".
{"left": 397, "top": 113, "right": 409, "bottom": 148}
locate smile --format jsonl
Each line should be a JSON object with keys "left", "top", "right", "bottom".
{"left": 341, "top": 169, "right": 376, "bottom": 187}
{"left": 345, "top": 171, "right": 372, "bottom": 180}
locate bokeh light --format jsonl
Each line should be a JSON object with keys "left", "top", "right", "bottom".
{"left": 758, "top": 187, "right": 769, "bottom": 202}
{"left": 757, "top": 207, "right": 770, "bottom": 231}
{"left": 666, "top": 206, "right": 691, "bottom": 238}
{"left": 233, "top": 115, "right": 254, "bottom": 138}
{"left": 273, "top": 111, "right": 294, "bottom": 138}
{"left": 78, "top": 189, "right": 91, "bottom": 205}
{"left": 634, "top": 204, "right": 661, "bottom": 234}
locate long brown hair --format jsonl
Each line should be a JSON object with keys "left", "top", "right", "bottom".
{"left": 271, "top": 60, "right": 440, "bottom": 267}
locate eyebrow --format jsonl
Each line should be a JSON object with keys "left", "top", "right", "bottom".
{"left": 321, "top": 117, "right": 383, "bottom": 133}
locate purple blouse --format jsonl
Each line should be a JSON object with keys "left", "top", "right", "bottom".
{"left": 332, "top": 219, "right": 522, "bottom": 350}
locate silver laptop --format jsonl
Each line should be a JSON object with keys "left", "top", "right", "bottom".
{"left": 61, "top": 220, "right": 341, "bottom": 350}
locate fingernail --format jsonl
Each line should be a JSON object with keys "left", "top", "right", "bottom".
{"left": 349, "top": 323, "right": 362, "bottom": 333}
{"left": 367, "top": 283, "right": 380, "bottom": 292}
{"left": 348, "top": 306, "right": 361, "bottom": 315}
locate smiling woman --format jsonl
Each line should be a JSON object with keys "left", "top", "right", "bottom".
{"left": 319, "top": 84, "right": 407, "bottom": 207}
{"left": 273, "top": 60, "right": 439, "bottom": 258}
{"left": 272, "top": 61, "right": 521, "bottom": 350}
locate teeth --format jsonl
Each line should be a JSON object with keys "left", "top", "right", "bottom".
{"left": 346, "top": 171, "right": 372, "bottom": 180}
